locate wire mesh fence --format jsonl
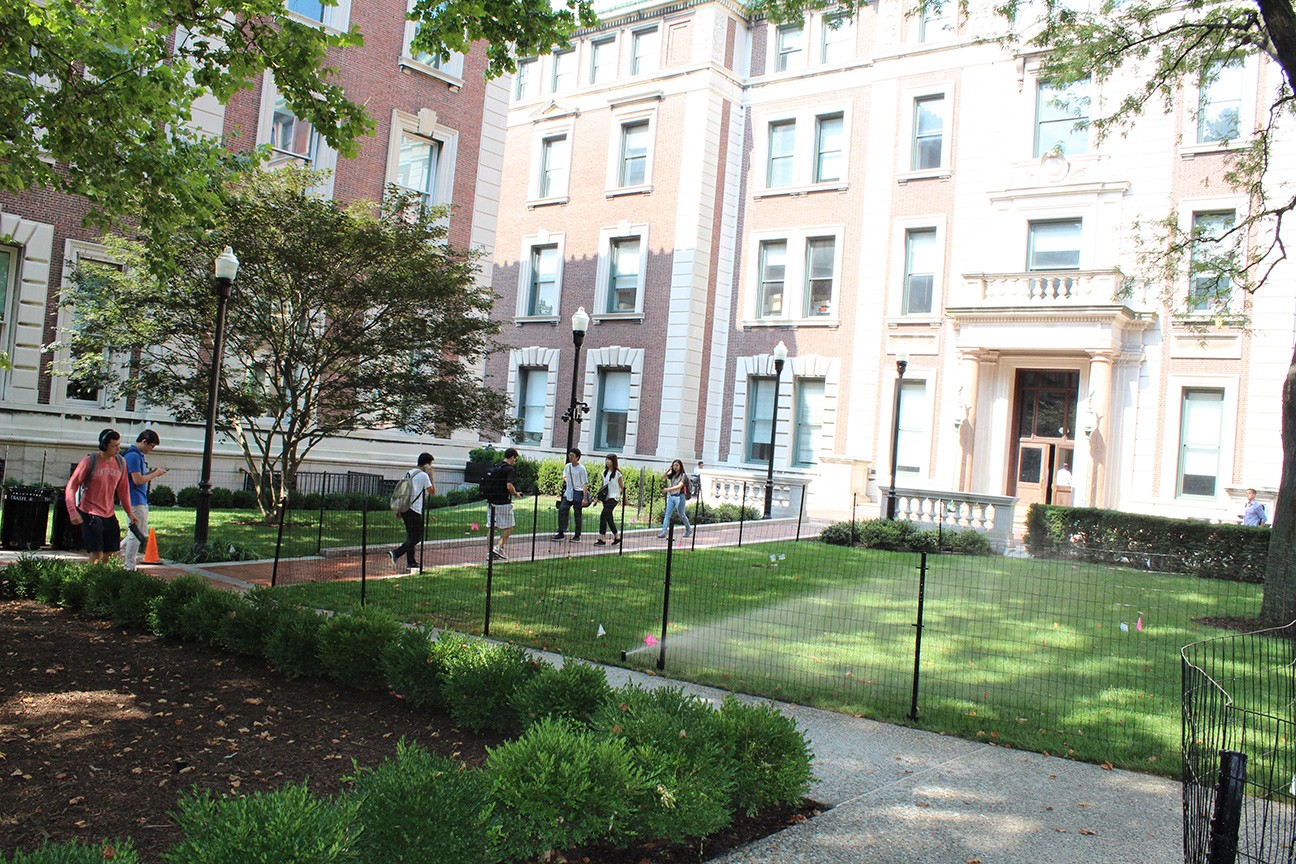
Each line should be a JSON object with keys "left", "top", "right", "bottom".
{"left": 1182, "top": 621, "right": 1296, "bottom": 864}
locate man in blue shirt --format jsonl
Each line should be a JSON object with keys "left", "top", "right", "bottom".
{"left": 1242, "top": 488, "right": 1267, "bottom": 526}
{"left": 121, "top": 430, "right": 167, "bottom": 569}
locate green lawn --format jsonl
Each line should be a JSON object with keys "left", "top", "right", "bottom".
{"left": 276, "top": 540, "right": 1266, "bottom": 775}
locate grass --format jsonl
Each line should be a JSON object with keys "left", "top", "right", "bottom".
{"left": 275, "top": 539, "right": 1267, "bottom": 775}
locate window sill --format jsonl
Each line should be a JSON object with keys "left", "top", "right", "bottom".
{"left": 886, "top": 315, "right": 943, "bottom": 327}
{"left": 527, "top": 195, "right": 569, "bottom": 208}
{"left": 398, "top": 57, "right": 464, "bottom": 91}
{"left": 753, "top": 182, "right": 850, "bottom": 199}
{"left": 896, "top": 168, "right": 951, "bottom": 183}
{"left": 605, "top": 184, "right": 653, "bottom": 198}
{"left": 1169, "top": 311, "right": 1245, "bottom": 328}
{"left": 742, "top": 318, "right": 840, "bottom": 329}
{"left": 592, "top": 311, "right": 645, "bottom": 323}
{"left": 1179, "top": 139, "right": 1252, "bottom": 158}
{"left": 514, "top": 315, "right": 561, "bottom": 326}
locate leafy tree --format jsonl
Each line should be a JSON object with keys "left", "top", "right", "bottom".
{"left": 64, "top": 166, "right": 511, "bottom": 516}
{"left": 1, "top": 0, "right": 595, "bottom": 242}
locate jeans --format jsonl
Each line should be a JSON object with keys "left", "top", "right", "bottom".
{"left": 662, "top": 493, "right": 690, "bottom": 533}
{"left": 392, "top": 509, "right": 424, "bottom": 568}
{"left": 122, "top": 502, "right": 149, "bottom": 570}
{"left": 599, "top": 498, "right": 619, "bottom": 536}
{"left": 557, "top": 495, "right": 585, "bottom": 537}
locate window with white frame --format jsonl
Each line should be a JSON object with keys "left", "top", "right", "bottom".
{"left": 526, "top": 244, "right": 560, "bottom": 317}
{"left": 285, "top": 0, "right": 350, "bottom": 29}
{"left": 517, "top": 367, "right": 548, "bottom": 443}
{"left": 618, "top": 121, "right": 649, "bottom": 187}
{"left": 1189, "top": 210, "right": 1236, "bottom": 312}
{"left": 515, "top": 59, "right": 538, "bottom": 100}
{"left": 775, "top": 24, "right": 804, "bottom": 71}
{"left": 551, "top": 50, "right": 576, "bottom": 93}
{"left": 757, "top": 240, "right": 786, "bottom": 317}
{"left": 1035, "top": 78, "right": 1090, "bottom": 156}
{"left": 794, "top": 378, "right": 825, "bottom": 465}
{"left": 1178, "top": 388, "right": 1224, "bottom": 497}
{"left": 0, "top": 248, "right": 12, "bottom": 329}
{"left": 590, "top": 36, "right": 616, "bottom": 85}
{"left": 919, "top": 1, "right": 955, "bottom": 41}
{"left": 814, "top": 113, "right": 843, "bottom": 183}
{"left": 767, "top": 120, "right": 796, "bottom": 187}
{"left": 595, "top": 368, "right": 631, "bottom": 450}
{"left": 402, "top": 8, "right": 465, "bottom": 80}
{"left": 394, "top": 132, "right": 442, "bottom": 207}
{"left": 803, "top": 238, "right": 835, "bottom": 317}
{"left": 746, "top": 376, "right": 776, "bottom": 462}
{"left": 604, "top": 236, "right": 642, "bottom": 313}
{"left": 753, "top": 230, "right": 841, "bottom": 321}
{"left": 269, "top": 95, "right": 319, "bottom": 164}
{"left": 631, "top": 27, "right": 659, "bottom": 75}
{"left": 387, "top": 110, "right": 457, "bottom": 211}
{"left": 1027, "top": 219, "right": 1082, "bottom": 270}
{"left": 1198, "top": 59, "right": 1243, "bottom": 143}
{"left": 903, "top": 228, "right": 937, "bottom": 315}
{"left": 538, "top": 133, "right": 570, "bottom": 199}
{"left": 911, "top": 95, "right": 944, "bottom": 170}
{"left": 896, "top": 379, "right": 929, "bottom": 474}
{"left": 820, "top": 14, "right": 852, "bottom": 63}
{"left": 287, "top": 0, "right": 324, "bottom": 19}
{"left": 65, "top": 254, "right": 123, "bottom": 405}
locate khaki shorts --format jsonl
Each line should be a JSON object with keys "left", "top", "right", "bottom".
{"left": 489, "top": 503, "right": 515, "bottom": 530}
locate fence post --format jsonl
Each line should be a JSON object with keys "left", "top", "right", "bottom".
{"left": 618, "top": 493, "right": 626, "bottom": 556}
{"left": 851, "top": 492, "right": 858, "bottom": 544}
{"left": 657, "top": 520, "right": 675, "bottom": 671}
{"left": 271, "top": 495, "right": 288, "bottom": 588}
{"left": 738, "top": 482, "right": 747, "bottom": 547}
{"left": 484, "top": 504, "right": 495, "bottom": 637}
{"left": 1207, "top": 750, "right": 1246, "bottom": 864}
{"left": 418, "top": 504, "right": 427, "bottom": 575}
{"left": 690, "top": 480, "right": 702, "bottom": 550}
{"left": 909, "top": 552, "right": 928, "bottom": 721}
{"left": 530, "top": 488, "right": 539, "bottom": 562}
{"left": 316, "top": 495, "right": 325, "bottom": 556}
{"left": 796, "top": 483, "right": 806, "bottom": 541}
{"left": 360, "top": 501, "right": 368, "bottom": 607}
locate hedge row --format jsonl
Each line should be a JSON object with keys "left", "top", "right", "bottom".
{"left": 1023, "top": 504, "right": 1271, "bottom": 583}
{"left": 819, "top": 518, "right": 993, "bottom": 555}
{"left": 1, "top": 557, "right": 815, "bottom": 864}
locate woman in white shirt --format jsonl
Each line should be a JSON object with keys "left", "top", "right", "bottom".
{"left": 595, "top": 453, "right": 623, "bottom": 546}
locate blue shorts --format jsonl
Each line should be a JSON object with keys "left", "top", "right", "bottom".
{"left": 78, "top": 511, "right": 121, "bottom": 554}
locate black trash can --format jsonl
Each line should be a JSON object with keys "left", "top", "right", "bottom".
{"left": 1, "top": 486, "right": 54, "bottom": 550}
{"left": 51, "top": 494, "right": 84, "bottom": 551}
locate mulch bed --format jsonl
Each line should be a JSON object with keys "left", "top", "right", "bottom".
{"left": 0, "top": 599, "right": 820, "bottom": 862}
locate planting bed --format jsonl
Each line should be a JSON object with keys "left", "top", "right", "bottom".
{"left": 0, "top": 599, "right": 819, "bottom": 862}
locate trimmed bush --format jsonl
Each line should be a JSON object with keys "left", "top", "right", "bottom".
{"left": 264, "top": 606, "right": 326, "bottom": 679}
{"left": 5, "top": 838, "right": 141, "bottom": 864}
{"left": 380, "top": 626, "right": 446, "bottom": 711}
{"left": 147, "top": 484, "right": 176, "bottom": 507}
{"left": 180, "top": 589, "right": 244, "bottom": 647}
{"left": 716, "top": 696, "right": 814, "bottom": 816}
{"left": 230, "top": 489, "right": 258, "bottom": 509}
{"left": 55, "top": 565, "right": 92, "bottom": 611}
{"left": 691, "top": 502, "right": 761, "bottom": 525}
{"left": 148, "top": 575, "right": 210, "bottom": 640}
{"left": 111, "top": 571, "right": 165, "bottom": 630}
{"left": 162, "top": 783, "right": 358, "bottom": 864}
{"left": 175, "top": 486, "right": 200, "bottom": 507}
{"left": 818, "top": 521, "right": 857, "bottom": 546}
{"left": 83, "top": 564, "right": 132, "bottom": 617}
{"left": 949, "top": 529, "right": 992, "bottom": 556}
{"left": 316, "top": 609, "right": 403, "bottom": 691}
{"left": 486, "top": 717, "right": 642, "bottom": 861}
{"left": 213, "top": 588, "right": 284, "bottom": 658}
{"left": 438, "top": 636, "right": 541, "bottom": 734}
{"left": 347, "top": 741, "right": 494, "bottom": 864}
{"left": 510, "top": 661, "right": 611, "bottom": 730}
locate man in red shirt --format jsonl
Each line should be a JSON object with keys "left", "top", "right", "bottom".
{"left": 64, "top": 428, "right": 139, "bottom": 565}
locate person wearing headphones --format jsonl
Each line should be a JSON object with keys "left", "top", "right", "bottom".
{"left": 64, "top": 428, "right": 139, "bottom": 564}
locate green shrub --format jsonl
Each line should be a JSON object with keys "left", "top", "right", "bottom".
{"left": 316, "top": 609, "right": 403, "bottom": 691}
{"left": 691, "top": 502, "right": 760, "bottom": 525}
{"left": 467, "top": 446, "right": 504, "bottom": 464}
{"left": 148, "top": 575, "right": 210, "bottom": 640}
{"left": 264, "top": 606, "right": 326, "bottom": 679}
{"left": 513, "top": 456, "right": 540, "bottom": 495}
{"left": 439, "top": 637, "right": 540, "bottom": 734}
{"left": 380, "top": 627, "right": 445, "bottom": 711}
{"left": 176, "top": 486, "right": 200, "bottom": 507}
{"left": 950, "top": 529, "right": 992, "bottom": 556}
{"left": 181, "top": 589, "right": 244, "bottom": 647}
{"left": 230, "top": 489, "right": 258, "bottom": 509}
{"left": 510, "top": 661, "right": 611, "bottom": 730}
{"left": 716, "top": 696, "right": 814, "bottom": 816}
{"left": 536, "top": 459, "right": 565, "bottom": 496}
{"left": 165, "top": 539, "right": 263, "bottom": 564}
{"left": 486, "top": 718, "right": 642, "bottom": 861}
{"left": 423, "top": 493, "right": 449, "bottom": 510}
{"left": 56, "top": 565, "right": 92, "bottom": 611}
{"left": 0, "top": 553, "right": 40, "bottom": 598}
{"left": 818, "top": 521, "right": 857, "bottom": 546}
{"left": 83, "top": 564, "right": 132, "bottom": 617}
{"left": 593, "top": 685, "right": 735, "bottom": 842}
{"left": 148, "top": 484, "right": 176, "bottom": 507}
{"left": 347, "top": 741, "right": 494, "bottom": 864}
{"left": 112, "top": 571, "right": 166, "bottom": 630}
{"left": 215, "top": 588, "right": 283, "bottom": 658}
{"left": 6, "top": 838, "right": 141, "bottom": 863}
{"left": 162, "top": 783, "right": 359, "bottom": 864}
{"left": 444, "top": 488, "right": 471, "bottom": 506}
{"left": 33, "top": 558, "right": 70, "bottom": 606}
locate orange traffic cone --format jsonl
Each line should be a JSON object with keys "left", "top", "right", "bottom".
{"left": 142, "top": 529, "right": 162, "bottom": 565}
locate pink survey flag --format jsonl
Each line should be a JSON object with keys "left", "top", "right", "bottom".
{"left": 644, "top": 634, "right": 658, "bottom": 646}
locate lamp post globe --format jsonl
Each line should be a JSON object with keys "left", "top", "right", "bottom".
{"left": 763, "top": 341, "right": 788, "bottom": 519}
{"left": 194, "top": 246, "right": 240, "bottom": 547}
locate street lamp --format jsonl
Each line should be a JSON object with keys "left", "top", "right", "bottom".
{"left": 194, "top": 246, "right": 239, "bottom": 547}
{"left": 886, "top": 350, "right": 909, "bottom": 520}
{"left": 762, "top": 340, "right": 788, "bottom": 519}
{"left": 560, "top": 306, "right": 591, "bottom": 453}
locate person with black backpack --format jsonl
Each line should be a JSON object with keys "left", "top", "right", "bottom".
{"left": 388, "top": 453, "right": 436, "bottom": 573}
{"left": 485, "top": 448, "right": 522, "bottom": 560}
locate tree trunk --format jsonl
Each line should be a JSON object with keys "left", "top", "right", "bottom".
{"left": 1259, "top": 343, "right": 1296, "bottom": 625}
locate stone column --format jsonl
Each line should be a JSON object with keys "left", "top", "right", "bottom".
{"left": 1086, "top": 351, "right": 1116, "bottom": 506}
{"left": 956, "top": 349, "right": 982, "bottom": 492}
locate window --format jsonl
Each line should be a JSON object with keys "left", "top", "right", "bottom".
{"left": 896, "top": 380, "right": 929, "bottom": 475}
{"left": 758, "top": 241, "right": 786, "bottom": 317}
{"left": 590, "top": 37, "right": 616, "bottom": 85}
{"left": 551, "top": 50, "right": 575, "bottom": 93}
{"left": 631, "top": 28, "right": 659, "bottom": 75}
{"left": 618, "top": 121, "right": 649, "bottom": 187}
{"left": 1027, "top": 219, "right": 1081, "bottom": 270}
{"left": 517, "top": 367, "right": 548, "bottom": 443}
{"left": 539, "top": 134, "right": 569, "bottom": 198}
{"left": 287, "top": 0, "right": 324, "bottom": 21}
{"left": 269, "top": 96, "right": 318, "bottom": 164}
{"left": 1035, "top": 79, "right": 1090, "bottom": 156}
{"left": 903, "top": 228, "right": 936, "bottom": 315}
{"left": 820, "top": 14, "right": 852, "bottom": 63}
{"left": 606, "top": 238, "right": 641, "bottom": 313}
{"left": 1198, "top": 60, "right": 1243, "bottom": 143}
{"left": 403, "top": 15, "right": 465, "bottom": 79}
{"left": 912, "top": 96, "right": 944, "bottom": 170}
{"left": 794, "top": 378, "right": 825, "bottom": 465}
{"left": 775, "top": 24, "right": 803, "bottom": 72}
{"left": 804, "top": 238, "right": 835, "bottom": 316}
{"left": 1178, "top": 388, "right": 1224, "bottom": 497}
{"left": 515, "top": 59, "right": 538, "bottom": 100}
{"left": 814, "top": 114, "right": 843, "bottom": 183}
{"left": 746, "top": 376, "right": 776, "bottom": 462}
{"left": 66, "top": 256, "right": 123, "bottom": 404}
{"left": 919, "top": 3, "right": 955, "bottom": 41}
{"left": 527, "top": 245, "right": 559, "bottom": 316}
{"left": 767, "top": 121, "right": 796, "bottom": 187}
{"left": 596, "top": 368, "right": 631, "bottom": 450}
{"left": 395, "top": 133, "right": 441, "bottom": 207}
{"left": 0, "top": 249, "right": 11, "bottom": 326}
{"left": 1189, "top": 210, "right": 1236, "bottom": 311}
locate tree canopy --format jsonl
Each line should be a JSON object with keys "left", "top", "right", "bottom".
{"left": 64, "top": 167, "right": 512, "bottom": 514}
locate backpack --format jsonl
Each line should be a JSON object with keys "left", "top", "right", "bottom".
{"left": 389, "top": 469, "right": 417, "bottom": 512}
{"left": 480, "top": 462, "right": 511, "bottom": 505}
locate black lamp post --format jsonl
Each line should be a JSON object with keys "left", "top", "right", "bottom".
{"left": 560, "top": 306, "right": 590, "bottom": 453}
{"left": 762, "top": 340, "right": 788, "bottom": 519}
{"left": 194, "top": 246, "right": 239, "bottom": 546}
{"left": 885, "top": 351, "right": 909, "bottom": 520}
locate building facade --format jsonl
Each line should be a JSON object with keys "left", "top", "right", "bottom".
{"left": 0, "top": 0, "right": 508, "bottom": 485}
{"left": 488, "top": 0, "right": 1292, "bottom": 523}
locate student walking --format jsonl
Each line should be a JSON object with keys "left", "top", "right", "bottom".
{"left": 389, "top": 453, "right": 437, "bottom": 573}
{"left": 64, "top": 428, "right": 140, "bottom": 565}
{"left": 552, "top": 448, "right": 589, "bottom": 542}
{"left": 121, "top": 429, "right": 167, "bottom": 570}
{"left": 658, "top": 459, "right": 692, "bottom": 539}
{"left": 594, "top": 454, "right": 623, "bottom": 546}
{"left": 488, "top": 448, "right": 523, "bottom": 560}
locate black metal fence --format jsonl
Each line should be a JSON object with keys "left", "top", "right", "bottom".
{"left": 1182, "top": 622, "right": 1296, "bottom": 864}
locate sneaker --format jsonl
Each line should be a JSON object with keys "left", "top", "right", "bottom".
{"left": 387, "top": 549, "right": 398, "bottom": 568}
{"left": 611, "top": 537, "right": 621, "bottom": 545}
{"left": 569, "top": 536, "right": 581, "bottom": 543}
{"left": 550, "top": 533, "right": 565, "bottom": 541}
{"left": 657, "top": 532, "right": 667, "bottom": 539}
{"left": 491, "top": 546, "right": 506, "bottom": 560}
{"left": 684, "top": 529, "right": 692, "bottom": 538}
{"left": 594, "top": 539, "right": 607, "bottom": 546}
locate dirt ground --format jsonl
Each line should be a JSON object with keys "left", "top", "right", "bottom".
{"left": 0, "top": 599, "right": 817, "bottom": 863}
